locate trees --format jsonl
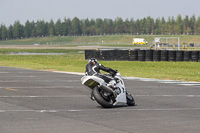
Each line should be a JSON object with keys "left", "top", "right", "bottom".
{"left": 103, "top": 18, "right": 113, "bottom": 34}
{"left": 36, "top": 20, "right": 47, "bottom": 37}
{"left": 114, "top": 17, "right": 124, "bottom": 33}
{"left": 24, "top": 20, "right": 34, "bottom": 38}
{"left": 154, "top": 18, "right": 160, "bottom": 35}
{"left": 189, "top": 15, "right": 196, "bottom": 34}
{"left": 160, "top": 17, "right": 167, "bottom": 35}
{"left": 1, "top": 24, "right": 7, "bottom": 40}
{"left": 183, "top": 15, "right": 191, "bottom": 34}
{"left": 194, "top": 16, "right": 200, "bottom": 35}
{"left": 145, "top": 16, "right": 154, "bottom": 34}
{"left": 2, "top": 15, "right": 200, "bottom": 41}
{"left": 175, "top": 14, "right": 183, "bottom": 34}
{"left": 13, "top": 21, "right": 24, "bottom": 39}
{"left": 71, "top": 17, "right": 81, "bottom": 35}
{"left": 7, "top": 25, "right": 13, "bottom": 39}
{"left": 55, "top": 19, "right": 62, "bottom": 36}
{"left": 96, "top": 18, "right": 104, "bottom": 35}
{"left": 49, "top": 19, "right": 55, "bottom": 36}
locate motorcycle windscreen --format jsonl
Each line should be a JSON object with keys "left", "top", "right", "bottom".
{"left": 84, "top": 79, "right": 99, "bottom": 89}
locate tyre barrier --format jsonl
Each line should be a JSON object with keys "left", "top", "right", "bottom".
{"left": 191, "top": 51, "right": 199, "bottom": 62}
{"left": 199, "top": 51, "right": 200, "bottom": 61}
{"left": 145, "top": 50, "right": 153, "bottom": 61}
{"left": 176, "top": 51, "right": 184, "bottom": 61}
{"left": 138, "top": 50, "right": 146, "bottom": 61}
{"left": 129, "top": 49, "right": 138, "bottom": 61}
{"left": 160, "top": 50, "right": 168, "bottom": 61}
{"left": 85, "top": 49, "right": 200, "bottom": 62}
{"left": 183, "top": 51, "right": 191, "bottom": 61}
{"left": 153, "top": 50, "right": 161, "bottom": 61}
{"left": 118, "top": 49, "right": 129, "bottom": 61}
{"left": 85, "top": 49, "right": 100, "bottom": 60}
{"left": 168, "top": 50, "right": 176, "bottom": 62}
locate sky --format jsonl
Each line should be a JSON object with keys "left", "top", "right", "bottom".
{"left": 0, "top": 0, "right": 200, "bottom": 26}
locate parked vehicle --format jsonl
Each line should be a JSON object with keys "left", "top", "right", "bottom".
{"left": 132, "top": 38, "right": 148, "bottom": 45}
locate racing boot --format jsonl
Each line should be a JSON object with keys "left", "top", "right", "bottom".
{"left": 90, "top": 93, "right": 95, "bottom": 101}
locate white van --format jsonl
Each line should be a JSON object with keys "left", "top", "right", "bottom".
{"left": 132, "top": 38, "right": 148, "bottom": 45}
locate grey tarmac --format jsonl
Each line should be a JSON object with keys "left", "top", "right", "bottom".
{"left": 0, "top": 66, "right": 200, "bottom": 133}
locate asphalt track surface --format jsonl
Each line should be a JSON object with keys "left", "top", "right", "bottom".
{"left": 0, "top": 66, "right": 200, "bottom": 133}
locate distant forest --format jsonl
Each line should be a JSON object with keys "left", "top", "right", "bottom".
{"left": 1, "top": 15, "right": 200, "bottom": 40}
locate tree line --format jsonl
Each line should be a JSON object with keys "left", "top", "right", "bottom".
{"left": 1, "top": 15, "right": 200, "bottom": 41}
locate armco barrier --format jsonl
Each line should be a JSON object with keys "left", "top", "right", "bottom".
{"left": 85, "top": 49, "right": 200, "bottom": 62}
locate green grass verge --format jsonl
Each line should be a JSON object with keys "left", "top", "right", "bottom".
{"left": 0, "top": 49, "right": 83, "bottom": 54}
{"left": 0, "top": 53, "right": 199, "bottom": 82}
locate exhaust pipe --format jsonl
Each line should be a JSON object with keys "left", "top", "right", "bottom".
{"left": 99, "top": 84, "right": 117, "bottom": 98}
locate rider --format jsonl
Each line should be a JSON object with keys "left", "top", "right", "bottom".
{"left": 85, "top": 58, "right": 117, "bottom": 83}
{"left": 85, "top": 58, "right": 118, "bottom": 101}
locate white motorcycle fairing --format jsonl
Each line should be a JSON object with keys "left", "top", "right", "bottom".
{"left": 81, "top": 73, "right": 127, "bottom": 106}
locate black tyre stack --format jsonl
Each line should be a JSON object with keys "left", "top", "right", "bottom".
{"left": 118, "top": 49, "right": 130, "bottom": 61}
{"left": 145, "top": 50, "right": 153, "bottom": 61}
{"left": 168, "top": 50, "right": 176, "bottom": 61}
{"left": 129, "top": 49, "right": 138, "bottom": 61}
{"left": 199, "top": 51, "right": 200, "bottom": 62}
{"left": 191, "top": 51, "right": 199, "bottom": 62}
{"left": 101, "top": 49, "right": 115, "bottom": 61}
{"left": 183, "top": 51, "right": 191, "bottom": 61}
{"left": 85, "top": 49, "right": 99, "bottom": 60}
{"left": 138, "top": 50, "right": 146, "bottom": 61}
{"left": 112, "top": 49, "right": 120, "bottom": 61}
{"left": 160, "top": 50, "right": 168, "bottom": 61}
{"left": 176, "top": 51, "right": 184, "bottom": 61}
{"left": 84, "top": 49, "right": 199, "bottom": 62}
{"left": 153, "top": 50, "right": 161, "bottom": 61}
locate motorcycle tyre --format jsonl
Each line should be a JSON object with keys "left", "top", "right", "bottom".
{"left": 126, "top": 92, "right": 135, "bottom": 106}
{"left": 92, "top": 87, "right": 113, "bottom": 108}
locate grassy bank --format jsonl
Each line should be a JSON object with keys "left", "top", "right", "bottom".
{"left": 1, "top": 35, "right": 200, "bottom": 46}
{"left": 0, "top": 54, "right": 199, "bottom": 82}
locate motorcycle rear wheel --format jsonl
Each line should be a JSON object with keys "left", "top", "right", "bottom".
{"left": 92, "top": 87, "right": 113, "bottom": 108}
{"left": 126, "top": 91, "right": 135, "bottom": 106}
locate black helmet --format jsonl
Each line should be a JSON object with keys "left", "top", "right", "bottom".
{"left": 88, "top": 58, "right": 98, "bottom": 66}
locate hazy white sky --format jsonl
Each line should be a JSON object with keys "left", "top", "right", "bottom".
{"left": 1, "top": 0, "right": 200, "bottom": 26}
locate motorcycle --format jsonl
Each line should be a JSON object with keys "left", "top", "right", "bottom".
{"left": 81, "top": 72, "right": 135, "bottom": 108}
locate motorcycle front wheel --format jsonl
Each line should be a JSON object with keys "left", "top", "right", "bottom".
{"left": 92, "top": 87, "right": 113, "bottom": 108}
{"left": 126, "top": 91, "right": 135, "bottom": 106}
